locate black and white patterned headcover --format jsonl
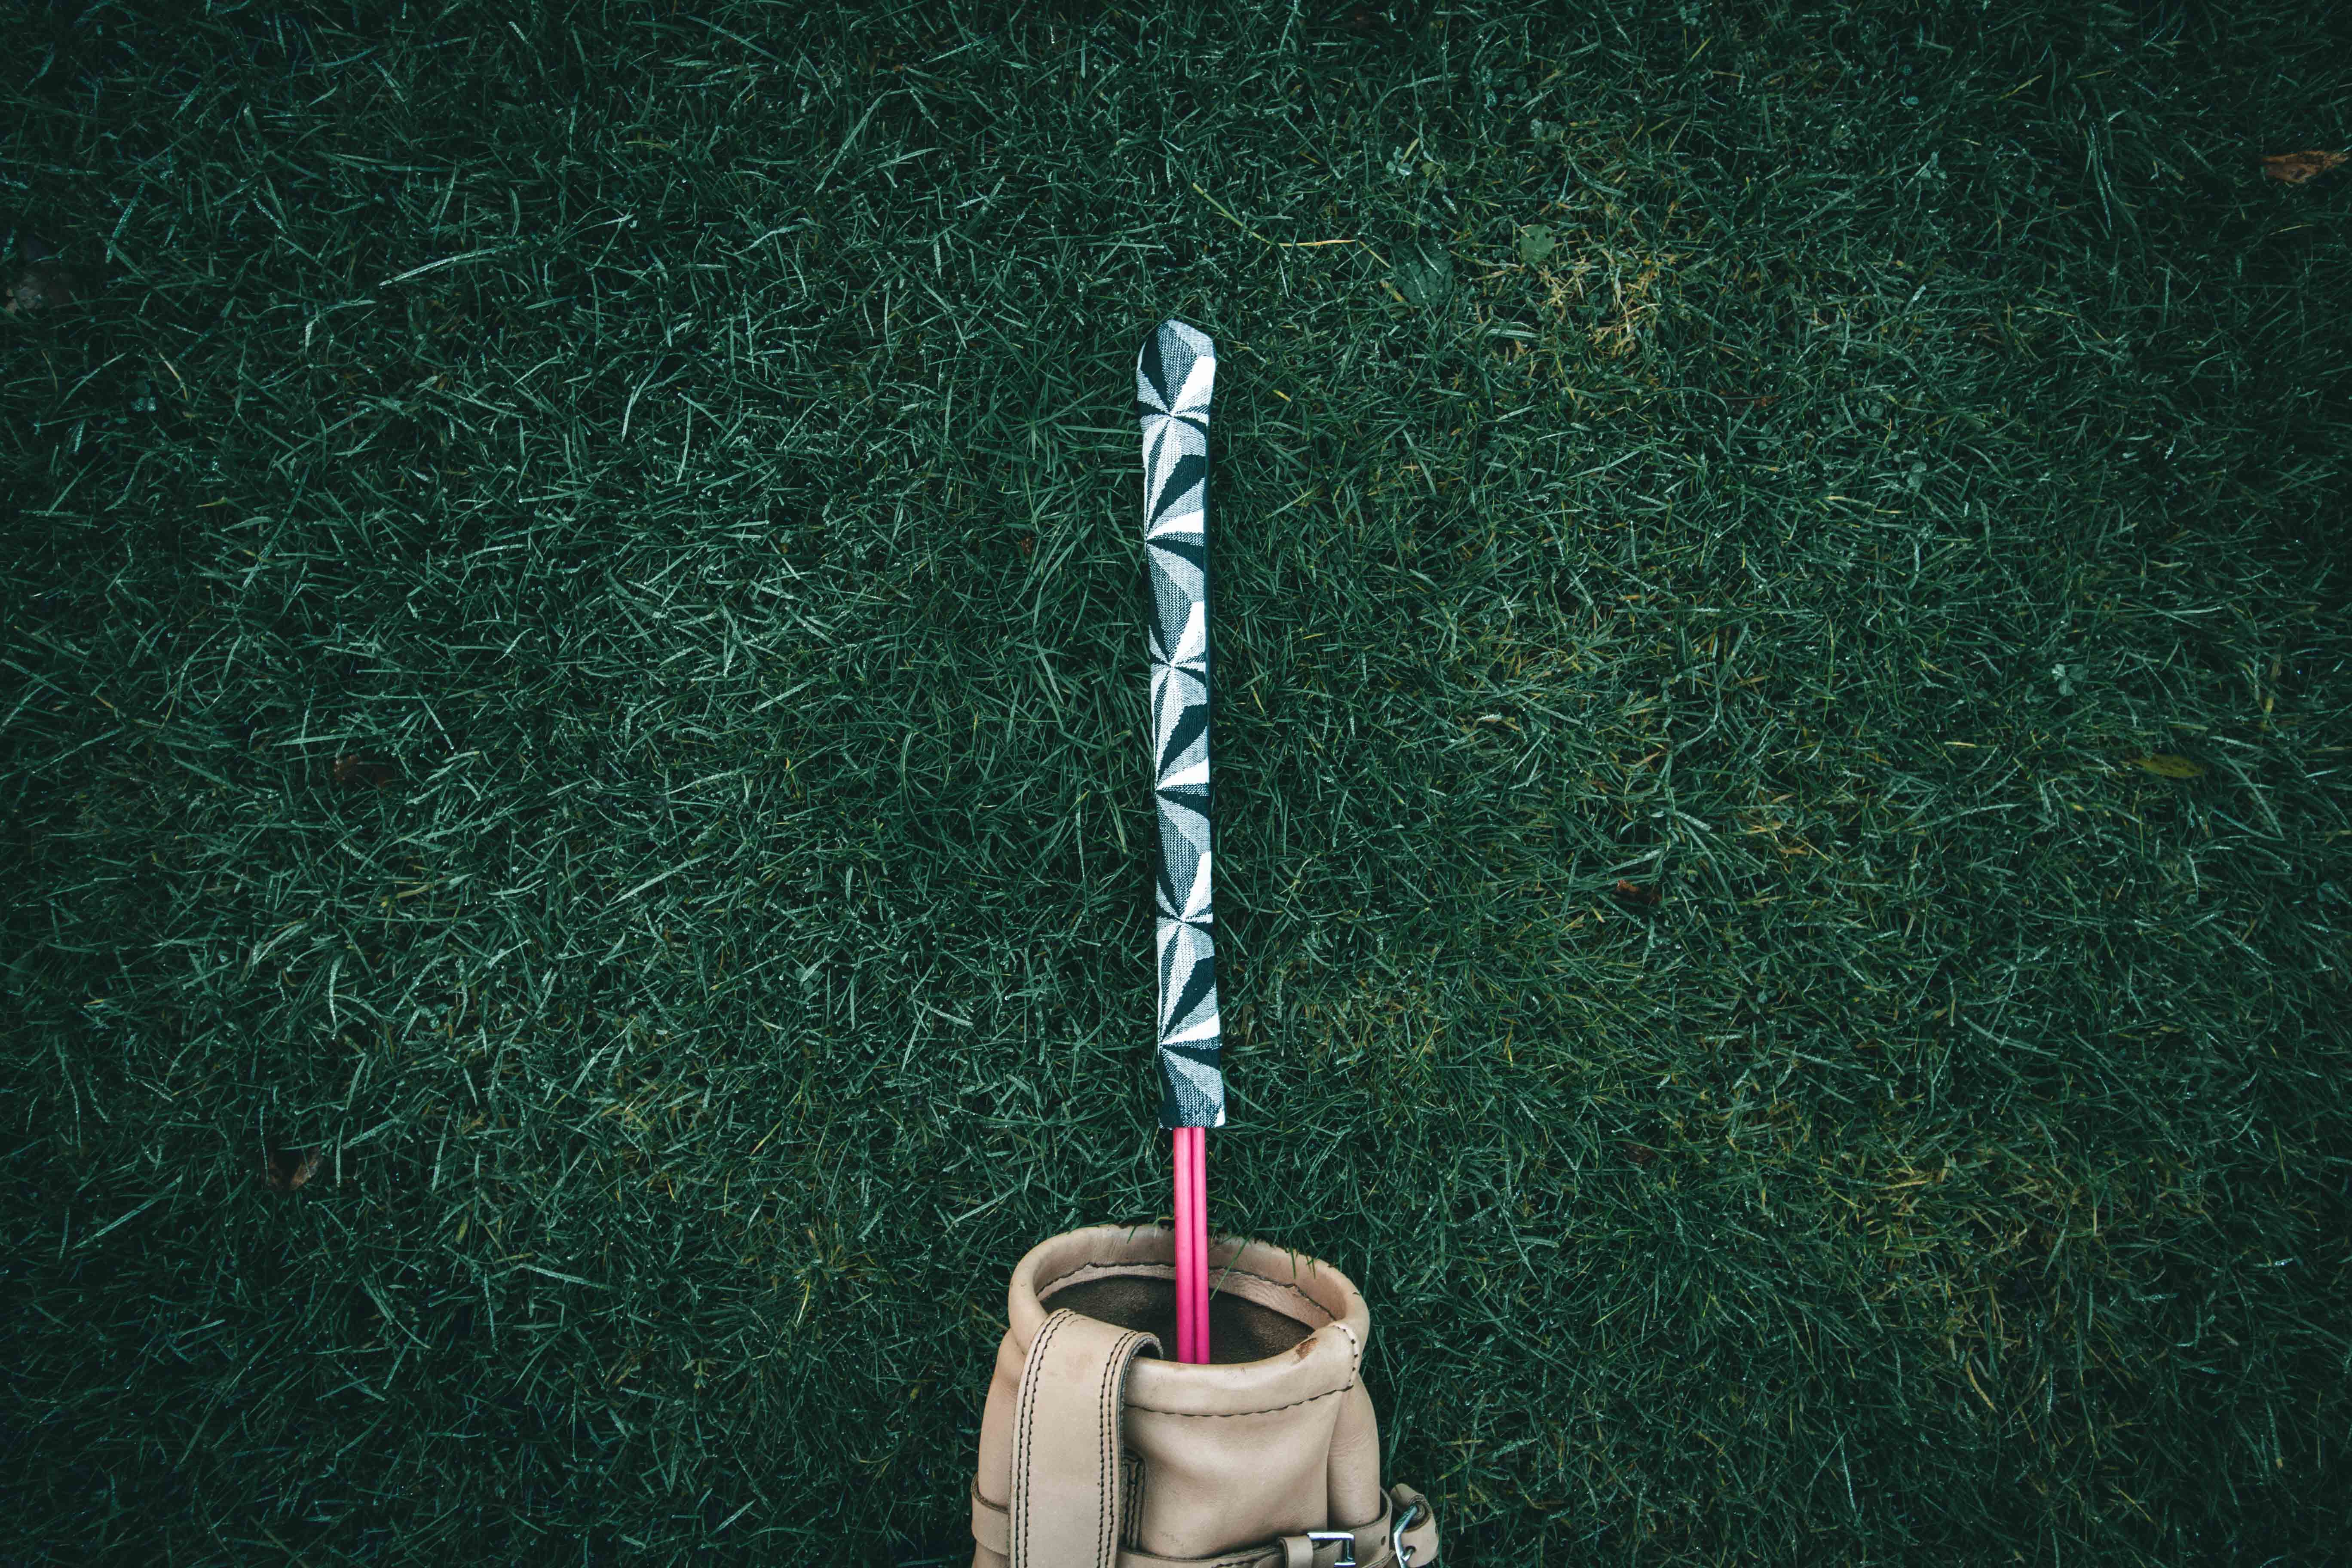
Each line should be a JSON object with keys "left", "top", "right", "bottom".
{"left": 1136, "top": 321, "right": 1225, "bottom": 1129}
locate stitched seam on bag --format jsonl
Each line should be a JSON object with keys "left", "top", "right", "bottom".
{"left": 1096, "top": 1330, "right": 1124, "bottom": 1567}
{"left": 1214, "top": 1271, "right": 1332, "bottom": 1320}
{"left": 1127, "top": 1321, "right": 1362, "bottom": 1420}
{"left": 1113, "top": 1331, "right": 1148, "bottom": 1563}
{"left": 1331, "top": 1320, "right": 1363, "bottom": 1382}
{"left": 1126, "top": 1381, "right": 1351, "bottom": 1418}
{"left": 1014, "top": 1309, "right": 1066, "bottom": 1565}
{"left": 1012, "top": 1312, "right": 1042, "bottom": 1562}
{"left": 1041, "top": 1259, "right": 1304, "bottom": 1301}
{"left": 1121, "top": 1333, "right": 1148, "bottom": 1560}
{"left": 1035, "top": 1259, "right": 1338, "bottom": 1324}
{"left": 1035, "top": 1258, "right": 1166, "bottom": 1296}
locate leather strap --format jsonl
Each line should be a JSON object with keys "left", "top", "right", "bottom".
{"left": 980, "top": 1479, "right": 1439, "bottom": 1568}
{"left": 1126, "top": 1486, "right": 1437, "bottom": 1568}
{"left": 1388, "top": 1484, "right": 1441, "bottom": 1566}
{"left": 1010, "top": 1308, "right": 1162, "bottom": 1568}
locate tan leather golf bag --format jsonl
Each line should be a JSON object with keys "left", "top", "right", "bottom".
{"left": 970, "top": 1225, "right": 1439, "bottom": 1568}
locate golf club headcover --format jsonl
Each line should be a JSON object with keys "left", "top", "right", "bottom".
{"left": 1136, "top": 320, "right": 1226, "bottom": 1130}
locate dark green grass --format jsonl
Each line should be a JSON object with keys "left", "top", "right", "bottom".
{"left": 6, "top": 1, "right": 2352, "bottom": 1561}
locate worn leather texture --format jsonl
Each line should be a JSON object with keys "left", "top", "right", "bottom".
{"left": 971, "top": 1225, "right": 1439, "bottom": 1568}
{"left": 974, "top": 1483, "right": 1437, "bottom": 1568}
{"left": 1009, "top": 1310, "right": 1161, "bottom": 1568}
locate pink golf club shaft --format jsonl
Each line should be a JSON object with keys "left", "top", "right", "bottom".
{"left": 1189, "top": 1127, "right": 1209, "bottom": 1360}
{"left": 1173, "top": 1127, "right": 1210, "bottom": 1362}
{"left": 1173, "top": 1129, "right": 1198, "bottom": 1361}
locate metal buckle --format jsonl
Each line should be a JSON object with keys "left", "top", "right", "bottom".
{"left": 1303, "top": 1495, "right": 1424, "bottom": 1568}
{"left": 1304, "top": 1531, "right": 1358, "bottom": 1567}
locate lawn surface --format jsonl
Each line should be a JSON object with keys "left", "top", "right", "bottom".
{"left": 6, "top": 2, "right": 2351, "bottom": 1562}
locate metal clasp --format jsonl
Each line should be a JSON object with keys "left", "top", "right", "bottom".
{"left": 1303, "top": 1495, "right": 1425, "bottom": 1568}
{"left": 1303, "top": 1531, "right": 1358, "bottom": 1567}
{"left": 1389, "top": 1497, "right": 1426, "bottom": 1568}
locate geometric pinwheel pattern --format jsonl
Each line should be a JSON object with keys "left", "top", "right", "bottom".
{"left": 1135, "top": 320, "right": 1226, "bottom": 1129}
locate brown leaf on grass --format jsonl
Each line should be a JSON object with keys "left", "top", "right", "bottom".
{"left": 2126, "top": 753, "right": 2207, "bottom": 780}
{"left": 1618, "top": 1140, "right": 1658, "bottom": 1168}
{"left": 333, "top": 753, "right": 400, "bottom": 789}
{"left": 2261, "top": 150, "right": 2349, "bottom": 184}
{"left": 262, "top": 1147, "right": 321, "bottom": 1192}
{"left": 1611, "top": 879, "right": 1662, "bottom": 909}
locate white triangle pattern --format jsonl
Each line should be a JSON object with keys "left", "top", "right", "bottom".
{"left": 1137, "top": 320, "right": 1225, "bottom": 1129}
